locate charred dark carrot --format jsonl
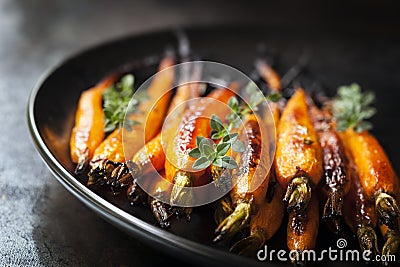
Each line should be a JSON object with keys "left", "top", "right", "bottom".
{"left": 214, "top": 113, "right": 271, "bottom": 241}
{"left": 230, "top": 180, "right": 285, "bottom": 255}
{"left": 88, "top": 55, "right": 175, "bottom": 187}
{"left": 164, "top": 85, "right": 237, "bottom": 216}
{"left": 343, "top": 128, "right": 400, "bottom": 231}
{"left": 309, "top": 104, "right": 350, "bottom": 234}
{"left": 70, "top": 74, "right": 117, "bottom": 175}
{"left": 343, "top": 163, "right": 379, "bottom": 256}
{"left": 287, "top": 194, "right": 319, "bottom": 265}
{"left": 275, "top": 89, "right": 323, "bottom": 213}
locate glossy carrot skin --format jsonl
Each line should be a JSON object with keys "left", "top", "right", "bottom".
{"left": 343, "top": 163, "right": 379, "bottom": 255}
{"left": 131, "top": 82, "right": 202, "bottom": 175}
{"left": 287, "top": 194, "right": 319, "bottom": 256}
{"left": 252, "top": 183, "right": 285, "bottom": 240}
{"left": 230, "top": 63, "right": 285, "bottom": 252}
{"left": 215, "top": 113, "right": 271, "bottom": 241}
{"left": 90, "top": 56, "right": 175, "bottom": 165}
{"left": 165, "top": 87, "right": 237, "bottom": 184}
{"left": 126, "top": 82, "right": 202, "bottom": 204}
{"left": 343, "top": 129, "right": 399, "bottom": 200}
{"left": 344, "top": 168, "right": 377, "bottom": 233}
{"left": 275, "top": 89, "right": 323, "bottom": 188}
{"left": 131, "top": 134, "right": 165, "bottom": 174}
{"left": 274, "top": 89, "right": 322, "bottom": 214}
{"left": 231, "top": 114, "right": 269, "bottom": 204}
{"left": 70, "top": 74, "right": 117, "bottom": 173}
{"left": 310, "top": 105, "right": 350, "bottom": 233}
{"left": 230, "top": 182, "right": 285, "bottom": 255}
{"left": 343, "top": 129, "right": 400, "bottom": 230}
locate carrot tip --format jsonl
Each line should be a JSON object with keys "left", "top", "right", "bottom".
{"left": 376, "top": 192, "right": 400, "bottom": 231}
{"left": 284, "top": 177, "right": 311, "bottom": 213}
{"left": 357, "top": 226, "right": 379, "bottom": 256}
{"left": 75, "top": 149, "right": 89, "bottom": 175}
{"left": 150, "top": 199, "right": 171, "bottom": 228}
{"left": 75, "top": 159, "right": 88, "bottom": 176}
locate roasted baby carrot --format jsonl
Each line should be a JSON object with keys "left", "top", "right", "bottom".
{"left": 287, "top": 194, "right": 319, "bottom": 265}
{"left": 331, "top": 84, "right": 400, "bottom": 232}
{"left": 275, "top": 89, "right": 323, "bottom": 212}
{"left": 230, "top": 180, "right": 285, "bottom": 255}
{"left": 214, "top": 113, "right": 271, "bottom": 241}
{"left": 255, "top": 59, "right": 282, "bottom": 126}
{"left": 255, "top": 59, "right": 281, "bottom": 92}
{"left": 88, "top": 55, "right": 175, "bottom": 187}
{"left": 344, "top": 128, "right": 400, "bottom": 231}
{"left": 127, "top": 74, "right": 203, "bottom": 208}
{"left": 229, "top": 63, "right": 285, "bottom": 252}
{"left": 164, "top": 86, "right": 237, "bottom": 214}
{"left": 309, "top": 104, "right": 350, "bottom": 234}
{"left": 70, "top": 74, "right": 117, "bottom": 174}
{"left": 343, "top": 164, "right": 379, "bottom": 255}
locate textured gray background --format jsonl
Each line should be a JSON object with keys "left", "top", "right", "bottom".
{"left": 1, "top": 1, "right": 399, "bottom": 266}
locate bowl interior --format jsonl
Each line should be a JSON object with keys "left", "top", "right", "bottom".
{"left": 30, "top": 26, "right": 400, "bottom": 267}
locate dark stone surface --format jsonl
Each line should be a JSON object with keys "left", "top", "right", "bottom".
{"left": 1, "top": 1, "right": 400, "bottom": 266}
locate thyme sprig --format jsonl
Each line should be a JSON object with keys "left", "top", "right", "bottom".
{"left": 189, "top": 135, "right": 242, "bottom": 170}
{"left": 103, "top": 74, "right": 147, "bottom": 133}
{"left": 332, "top": 83, "right": 376, "bottom": 132}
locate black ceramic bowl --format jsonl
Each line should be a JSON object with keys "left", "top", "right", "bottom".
{"left": 28, "top": 26, "right": 400, "bottom": 267}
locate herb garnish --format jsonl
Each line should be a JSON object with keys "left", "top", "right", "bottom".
{"left": 189, "top": 82, "right": 281, "bottom": 170}
{"left": 332, "top": 83, "right": 376, "bottom": 132}
{"left": 189, "top": 135, "right": 243, "bottom": 170}
{"left": 103, "top": 74, "right": 147, "bottom": 133}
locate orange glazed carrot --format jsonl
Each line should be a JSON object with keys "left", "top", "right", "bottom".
{"left": 275, "top": 89, "right": 323, "bottom": 213}
{"left": 164, "top": 85, "right": 237, "bottom": 216}
{"left": 126, "top": 78, "right": 203, "bottom": 205}
{"left": 229, "top": 63, "right": 285, "bottom": 253}
{"left": 88, "top": 55, "right": 175, "bottom": 186}
{"left": 344, "top": 128, "right": 400, "bottom": 231}
{"left": 70, "top": 74, "right": 117, "bottom": 174}
{"left": 287, "top": 194, "right": 319, "bottom": 265}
